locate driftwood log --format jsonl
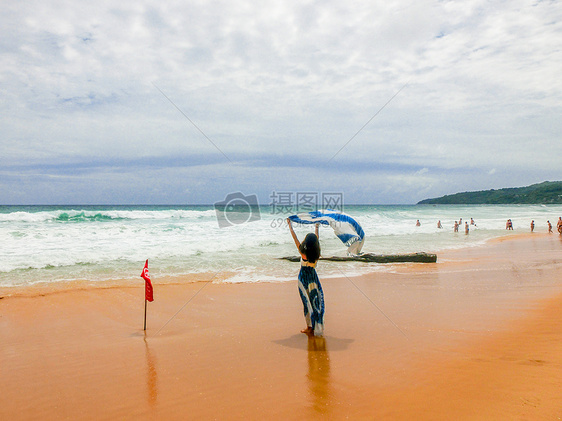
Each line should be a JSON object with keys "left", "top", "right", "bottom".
{"left": 279, "top": 252, "right": 437, "bottom": 263}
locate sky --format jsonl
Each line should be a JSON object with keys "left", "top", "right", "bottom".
{"left": 1, "top": 0, "right": 561, "bottom": 205}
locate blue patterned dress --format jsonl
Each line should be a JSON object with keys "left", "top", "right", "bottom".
{"left": 298, "top": 259, "right": 325, "bottom": 336}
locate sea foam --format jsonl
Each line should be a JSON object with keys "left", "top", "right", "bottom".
{"left": 1, "top": 204, "right": 561, "bottom": 287}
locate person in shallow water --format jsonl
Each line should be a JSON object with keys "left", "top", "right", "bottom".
{"left": 287, "top": 218, "right": 325, "bottom": 337}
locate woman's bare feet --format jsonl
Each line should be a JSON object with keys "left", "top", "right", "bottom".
{"left": 300, "top": 326, "right": 313, "bottom": 335}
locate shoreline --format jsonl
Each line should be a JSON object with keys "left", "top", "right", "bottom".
{"left": 1, "top": 233, "right": 561, "bottom": 419}
{"left": 0, "top": 231, "right": 553, "bottom": 298}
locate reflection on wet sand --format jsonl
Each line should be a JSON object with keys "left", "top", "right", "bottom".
{"left": 307, "top": 336, "right": 331, "bottom": 415}
{"left": 144, "top": 335, "right": 158, "bottom": 408}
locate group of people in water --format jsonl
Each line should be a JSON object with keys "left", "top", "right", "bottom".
{"left": 505, "top": 217, "right": 562, "bottom": 233}
{"left": 452, "top": 217, "right": 475, "bottom": 234}
{"left": 521, "top": 217, "right": 562, "bottom": 234}
{"left": 415, "top": 217, "right": 562, "bottom": 235}
{"left": 418, "top": 217, "right": 476, "bottom": 234}
{"left": 507, "top": 217, "right": 562, "bottom": 233}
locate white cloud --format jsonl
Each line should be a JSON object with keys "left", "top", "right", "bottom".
{"left": 1, "top": 0, "right": 561, "bottom": 204}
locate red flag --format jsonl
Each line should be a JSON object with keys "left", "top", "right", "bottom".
{"left": 141, "top": 259, "right": 154, "bottom": 302}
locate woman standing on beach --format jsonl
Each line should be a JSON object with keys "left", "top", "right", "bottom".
{"left": 287, "top": 219, "right": 325, "bottom": 337}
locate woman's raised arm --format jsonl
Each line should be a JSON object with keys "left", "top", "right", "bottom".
{"left": 287, "top": 218, "right": 300, "bottom": 250}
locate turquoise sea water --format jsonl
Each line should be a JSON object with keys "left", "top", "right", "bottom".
{"left": 1, "top": 204, "right": 561, "bottom": 287}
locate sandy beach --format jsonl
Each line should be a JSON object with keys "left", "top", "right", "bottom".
{"left": 1, "top": 233, "right": 561, "bottom": 420}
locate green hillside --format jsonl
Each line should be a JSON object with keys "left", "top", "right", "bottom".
{"left": 418, "top": 181, "right": 562, "bottom": 205}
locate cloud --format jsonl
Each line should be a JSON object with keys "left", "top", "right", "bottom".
{"left": 1, "top": 0, "right": 561, "bottom": 204}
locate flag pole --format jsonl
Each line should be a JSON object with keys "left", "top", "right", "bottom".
{"left": 141, "top": 259, "right": 153, "bottom": 331}
{"left": 144, "top": 298, "right": 148, "bottom": 331}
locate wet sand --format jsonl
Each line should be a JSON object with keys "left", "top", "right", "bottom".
{"left": 1, "top": 233, "right": 561, "bottom": 420}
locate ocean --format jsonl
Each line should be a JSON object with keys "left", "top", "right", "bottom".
{"left": 1, "top": 204, "right": 561, "bottom": 287}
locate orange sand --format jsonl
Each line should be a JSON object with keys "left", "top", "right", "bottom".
{"left": 1, "top": 234, "right": 561, "bottom": 420}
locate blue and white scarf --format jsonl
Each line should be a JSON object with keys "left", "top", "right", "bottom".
{"left": 288, "top": 209, "right": 365, "bottom": 255}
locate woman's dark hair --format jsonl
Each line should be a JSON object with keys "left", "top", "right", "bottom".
{"left": 299, "top": 233, "right": 321, "bottom": 263}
